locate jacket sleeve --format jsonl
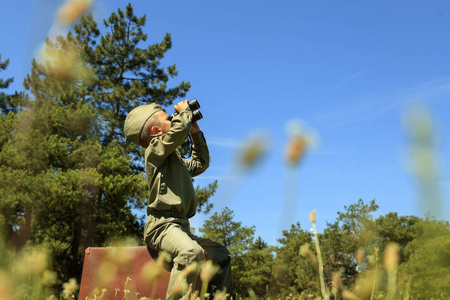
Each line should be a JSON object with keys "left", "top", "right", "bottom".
{"left": 146, "top": 108, "right": 192, "bottom": 166}
{"left": 183, "top": 131, "right": 210, "bottom": 177}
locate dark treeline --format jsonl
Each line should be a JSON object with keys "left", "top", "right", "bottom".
{"left": 1, "top": 4, "right": 449, "bottom": 299}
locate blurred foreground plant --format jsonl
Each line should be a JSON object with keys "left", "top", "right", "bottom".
{"left": 0, "top": 238, "right": 78, "bottom": 299}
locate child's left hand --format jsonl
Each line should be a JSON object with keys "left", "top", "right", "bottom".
{"left": 190, "top": 122, "right": 200, "bottom": 134}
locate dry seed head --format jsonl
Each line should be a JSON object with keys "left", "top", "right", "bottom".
{"left": 62, "top": 278, "right": 78, "bottom": 299}
{"left": 355, "top": 249, "right": 364, "bottom": 265}
{"left": 140, "top": 260, "right": 163, "bottom": 282}
{"left": 190, "top": 290, "right": 199, "bottom": 300}
{"left": 238, "top": 134, "right": 268, "bottom": 169}
{"left": 169, "top": 282, "right": 185, "bottom": 297}
{"left": 37, "top": 44, "right": 93, "bottom": 82}
{"left": 300, "top": 243, "right": 317, "bottom": 264}
{"left": 284, "top": 119, "right": 318, "bottom": 166}
{"left": 107, "top": 247, "right": 135, "bottom": 270}
{"left": 384, "top": 243, "right": 400, "bottom": 272}
{"left": 42, "top": 270, "right": 57, "bottom": 286}
{"left": 353, "top": 270, "right": 377, "bottom": 299}
{"left": 42, "top": 47, "right": 76, "bottom": 80}
{"left": 286, "top": 134, "right": 307, "bottom": 165}
{"left": 15, "top": 246, "right": 49, "bottom": 276}
{"left": 97, "top": 261, "right": 118, "bottom": 286}
{"left": 178, "top": 262, "right": 198, "bottom": 279}
{"left": 57, "top": 0, "right": 93, "bottom": 26}
{"left": 200, "top": 260, "right": 218, "bottom": 282}
{"left": 156, "top": 251, "right": 172, "bottom": 268}
{"left": 309, "top": 211, "right": 316, "bottom": 224}
{"left": 331, "top": 272, "right": 341, "bottom": 293}
{"left": 0, "top": 271, "right": 12, "bottom": 300}
{"left": 341, "top": 290, "right": 360, "bottom": 300}
{"left": 213, "top": 291, "right": 229, "bottom": 300}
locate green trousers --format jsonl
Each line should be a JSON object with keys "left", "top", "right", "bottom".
{"left": 144, "top": 213, "right": 232, "bottom": 299}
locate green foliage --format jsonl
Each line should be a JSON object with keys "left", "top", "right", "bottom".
{"left": 195, "top": 180, "right": 218, "bottom": 214}
{"left": 77, "top": 4, "right": 190, "bottom": 148}
{"left": 401, "top": 219, "right": 450, "bottom": 298}
{"left": 234, "top": 237, "right": 274, "bottom": 298}
{"left": 0, "top": 2, "right": 196, "bottom": 291}
{"left": 200, "top": 207, "right": 255, "bottom": 258}
{"left": 272, "top": 222, "right": 319, "bottom": 297}
{"left": 375, "top": 212, "right": 422, "bottom": 263}
{"left": 199, "top": 207, "right": 256, "bottom": 296}
{"left": 321, "top": 199, "right": 379, "bottom": 287}
{"left": 0, "top": 55, "right": 26, "bottom": 115}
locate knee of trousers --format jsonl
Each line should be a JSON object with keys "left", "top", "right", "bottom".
{"left": 177, "top": 245, "right": 206, "bottom": 267}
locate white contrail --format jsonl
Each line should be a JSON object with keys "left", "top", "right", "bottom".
{"left": 331, "top": 70, "right": 365, "bottom": 87}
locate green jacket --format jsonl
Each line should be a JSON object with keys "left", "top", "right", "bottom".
{"left": 144, "top": 108, "right": 209, "bottom": 219}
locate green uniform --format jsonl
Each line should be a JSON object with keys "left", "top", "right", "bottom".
{"left": 141, "top": 107, "right": 232, "bottom": 299}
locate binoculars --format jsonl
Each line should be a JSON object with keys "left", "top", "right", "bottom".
{"left": 168, "top": 99, "right": 203, "bottom": 122}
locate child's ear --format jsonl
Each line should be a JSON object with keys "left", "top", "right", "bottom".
{"left": 150, "top": 126, "right": 160, "bottom": 135}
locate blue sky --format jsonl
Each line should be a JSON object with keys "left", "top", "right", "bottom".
{"left": 1, "top": 0, "right": 449, "bottom": 246}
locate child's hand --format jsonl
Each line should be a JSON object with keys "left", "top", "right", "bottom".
{"left": 174, "top": 100, "right": 189, "bottom": 113}
{"left": 190, "top": 122, "right": 200, "bottom": 134}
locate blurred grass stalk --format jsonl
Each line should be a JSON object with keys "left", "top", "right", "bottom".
{"left": 279, "top": 119, "right": 315, "bottom": 235}
{"left": 310, "top": 211, "right": 329, "bottom": 300}
{"left": 405, "top": 105, "right": 444, "bottom": 220}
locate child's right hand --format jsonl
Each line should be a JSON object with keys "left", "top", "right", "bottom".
{"left": 174, "top": 100, "right": 189, "bottom": 113}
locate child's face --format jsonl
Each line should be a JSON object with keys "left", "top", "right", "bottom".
{"left": 155, "top": 111, "right": 172, "bottom": 135}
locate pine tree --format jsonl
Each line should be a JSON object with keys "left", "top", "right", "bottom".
{"left": 272, "top": 222, "right": 319, "bottom": 297}
{"left": 195, "top": 180, "right": 218, "bottom": 214}
{"left": 0, "top": 55, "right": 23, "bottom": 116}
{"left": 199, "top": 207, "right": 255, "bottom": 294}
{"left": 78, "top": 4, "right": 190, "bottom": 150}
{"left": 199, "top": 207, "right": 255, "bottom": 257}
{"left": 320, "top": 199, "right": 378, "bottom": 287}
{"left": 0, "top": 3, "right": 201, "bottom": 289}
{"left": 234, "top": 236, "right": 274, "bottom": 298}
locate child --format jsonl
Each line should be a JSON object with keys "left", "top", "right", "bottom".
{"left": 124, "top": 100, "right": 232, "bottom": 299}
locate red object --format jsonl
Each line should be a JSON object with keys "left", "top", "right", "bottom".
{"left": 79, "top": 246, "right": 171, "bottom": 300}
